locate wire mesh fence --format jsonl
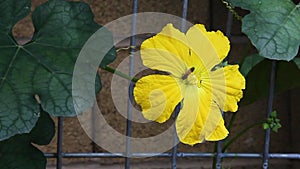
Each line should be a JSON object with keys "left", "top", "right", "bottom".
{"left": 43, "top": 0, "right": 300, "bottom": 169}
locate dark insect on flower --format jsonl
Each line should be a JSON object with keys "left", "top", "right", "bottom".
{"left": 182, "top": 67, "right": 195, "bottom": 80}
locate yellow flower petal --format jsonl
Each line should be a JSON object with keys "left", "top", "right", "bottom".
{"left": 141, "top": 24, "right": 189, "bottom": 77}
{"left": 176, "top": 86, "right": 226, "bottom": 145}
{"left": 133, "top": 75, "right": 183, "bottom": 123}
{"left": 223, "top": 65, "right": 246, "bottom": 112}
{"left": 209, "top": 65, "right": 246, "bottom": 112}
{"left": 194, "top": 24, "right": 230, "bottom": 61}
{"left": 175, "top": 85, "right": 200, "bottom": 144}
{"left": 206, "top": 118, "right": 228, "bottom": 141}
{"left": 186, "top": 24, "right": 230, "bottom": 70}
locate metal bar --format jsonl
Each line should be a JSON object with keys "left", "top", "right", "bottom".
{"left": 215, "top": 140, "right": 223, "bottom": 169}
{"left": 263, "top": 61, "right": 277, "bottom": 169}
{"left": 125, "top": 0, "right": 138, "bottom": 168}
{"left": 209, "top": 0, "right": 213, "bottom": 29}
{"left": 171, "top": 104, "right": 181, "bottom": 169}
{"left": 180, "top": 0, "right": 188, "bottom": 32}
{"left": 56, "top": 117, "right": 64, "bottom": 169}
{"left": 44, "top": 152, "right": 300, "bottom": 159}
{"left": 91, "top": 105, "right": 97, "bottom": 153}
{"left": 225, "top": 11, "right": 233, "bottom": 41}
{"left": 171, "top": 138, "right": 178, "bottom": 169}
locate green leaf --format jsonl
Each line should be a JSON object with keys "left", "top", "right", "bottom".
{"left": 228, "top": 0, "right": 300, "bottom": 61}
{"left": 0, "top": 0, "right": 116, "bottom": 140}
{"left": 293, "top": 57, "right": 300, "bottom": 69}
{"left": 0, "top": 135, "right": 46, "bottom": 169}
{"left": 270, "top": 111, "right": 277, "bottom": 118}
{"left": 0, "top": 0, "right": 31, "bottom": 33}
{"left": 29, "top": 108, "right": 55, "bottom": 145}
{"left": 0, "top": 22, "right": 40, "bottom": 142}
{"left": 241, "top": 59, "right": 300, "bottom": 105}
{"left": 0, "top": 109, "right": 55, "bottom": 169}
{"left": 240, "top": 54, "right": 264, "bottom": 76}
{"left": 263, "top": 123, "right": 269, "bottom": 130}
{"left": 262, "top": 110, "right": 281, "bottom": 132}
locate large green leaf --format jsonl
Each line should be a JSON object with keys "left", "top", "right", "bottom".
{"left": 240, "top": 58, "right": 300, "bottom": 105}
{"left": 0, "top": 0, "right": 116, "bottom": 141}
{"left": 0, "top": 109, "right": 55, "bottom": 169}
{"left": 240, "top": 54, "right": 264, "bottom": 76}
{"left": 0, "top": 0, "right": 31, "bottom": 33}
{"left": 293, "top": 57, "right": 300, "bottom": 69}
{"left": 0, "top": 136, "right": 46, "bottom": 169}
{"left": 228, "top": 0, "right": 300, "bottom": 61}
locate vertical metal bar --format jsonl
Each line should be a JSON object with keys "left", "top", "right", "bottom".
{"left": 215, "top": 141, "right": 223, "bottom": 169}
{"left": 56, "top": 117, "right": 63, "bottom": 169}
{"left": 171, "top": 104, "right": 181, "bottom": 169}
{"left": 208, "top": 0, "right": 214, "bottom": 29}
{"left": 263, "top": 61, "right": 277, "bottom": 169}
{"left": 91, "top": 105, "right": 97, "bottom": 153}
{"left": 287, "top": 90, "right": 292, "bottom": 148}
{"left": 171, "top": 1, "right": 189, "bottom": 169}
{"left": 215, "top": 11, "right": 233, "bottom": 169}
{"left": 171, "top": 140, "right": 178, "bottom": 169}
{"left": 125, "top": 0, "right": 138, "bottom": 168}
{"left": 225, "top": 11, "right": 233, "bottom": 41}
{"left": 181, "top": 0, "right": 188, "bottom": 32}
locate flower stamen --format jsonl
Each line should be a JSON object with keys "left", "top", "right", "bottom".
{"left": 182, "top": 67, "right": 195, "bottom": 80}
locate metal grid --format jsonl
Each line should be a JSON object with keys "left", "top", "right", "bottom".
{"left": 44, "top": 0, "right": 300, "bottom": 169}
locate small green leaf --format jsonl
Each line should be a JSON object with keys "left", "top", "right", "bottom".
{"left": 0, "top": 0, "right": 116, "bottom": 140}
{"left": 228, "top": 0, "right": 300, "bottom": 61}
{"left": 262, "top": 110, "right": 282, "bottom": 132}
{"left": 272, "top": 127, "right": 279, "bottom": 133}
{"left": 263, "top": 123, "right": 269, "bottom": 130}
{"left": 270, "top": 111, "right": 277, "bottom": 118}
{"left": 266, "top": 118, "right": 272, "bottom": 123}
{"left": 240, "top": 54, "right": 264, "bottom": 76}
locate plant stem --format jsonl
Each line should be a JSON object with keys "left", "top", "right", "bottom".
{"left": 222, "top": 121, "right": 264, "bottom": 152}
{"left": 227, "top": 112, "right": 237, "bottom": 132}
{"left": 102, "top": 65, "right": 138, "bottom": 82}
{"left": 221, "top": 0, "right": 242, "bottom": 21}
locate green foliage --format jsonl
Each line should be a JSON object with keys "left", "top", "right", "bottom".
{"left": 0, "top": 0, "right": 116, "bottom": 141}
{"left": 263, "top": 111, "right": 282, "bottom": 132}
{"left": 240, "top": 54, "right": 264, "bottom": 76}
{"left": 240, "top": 56, "right": 300, "bottom": 105}
{"left": 0, "top": 109, "right": 55, "bottom": 169}
{"left": 293, "top": 57, "right": 300, "bottom": 69}
{"left": 228, "top": 0, "right": 300, "bottom": 61}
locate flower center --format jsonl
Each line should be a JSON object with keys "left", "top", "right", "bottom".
{"left": 182, "top": 67, "right": 200, "bottom": 87}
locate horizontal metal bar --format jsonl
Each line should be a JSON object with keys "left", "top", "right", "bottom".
{"left": 44, "top": 153, "right": 124, "bottom": 158}
{"left": 269, "top": 153, "right": 300, "bottom": 159}
{"left": 44, "top": 152, "right": 300, "bottom": 159}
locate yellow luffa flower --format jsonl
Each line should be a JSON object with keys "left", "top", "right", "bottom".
{"left": 133, "top": 23, "right": 246, "bottom": 145}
